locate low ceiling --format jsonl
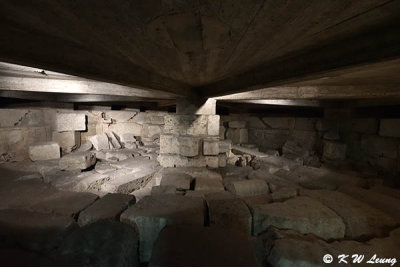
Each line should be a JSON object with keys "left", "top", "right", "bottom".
{"left": 0, "top": 0, "right": 400, "bottom": 107}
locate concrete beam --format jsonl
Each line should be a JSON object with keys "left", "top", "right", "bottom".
{"left": 215, "top": 85, "right": 400, "bottom": 101}
{"left": 0, "top": 62, "right": 177, "bottom": 99}
{"left": 199, "top": 17, "right": 400, "bottom": 97}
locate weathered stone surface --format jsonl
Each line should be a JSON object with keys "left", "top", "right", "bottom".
{"left": 77, "top": 141, "right": 92, "bottom": 152}
{"left": 379, "top": 119, "right": 400, "bottom": 137}
{"left": 178, "top": 136, "right": 200, "bottom": 157}
{"left": 141, "top": 124, "right": 162, "bottom": 138}
{"left": 161, "top": 172, "right": 192, "bottom": 190}
{"left": 54, "top": 113, "right": 86, "bottom": 132}
{"left": 252, "top": 197, "right": 345, "bottom": 238}
{"left": 226, "top": 179, "right": 269, "bottom": 197}
{"left": 95, "top": 162, "right": 116, "bottom": 174}
{"left": 149, "top": 225, "right": 259, "bottom": 267}
{"left": 206, "top": 196, "right": 252, "bottom": 234}
{"left": 203, "top": 139, "right": 219, "bottom": 155}
{"left": 159, "top": 134, "right": 179, "bottom": 154}
{"left": 371, "top": 185, "right": 400, "bottom": 200}
{"left": 339, "top": 186, "right": 400, "bottom": 223}
{"left": 105, "top": 110, "right": 138, "bottom": 122}
{"left": 262, "top": 117, "right": 295, "bottom": 129}
{"left": 29, "top": 142, "right": 60, "bottom": 161}
{"left": 157, "top": 154, "right": 189, "bottom": 167}
{"left": 340, "top": 119, "right": 379, "bottom": 134}
{"left": 151, "top": 185, "right": 176, "bottom": 195}
{"left": 73, "top": 171, "right": 110, "bottom": 192}
{"left": 57, "top": 220, "right": 140, "bottom": 267}
{"left": 30, "top": 191, "right": 99, "bottom": 217}
{"left": 218, "top": 153, "right": 227, "bottom": 167}
{"left": 226, "top": 128, "right": 248, "bottom": 144}
{"left": 323, "top": 141, "right": 347, "bottom": 160}
{"left": 88, "top": 134, "right": 110, "bottom": 150}
{"left": 228, "top": 121, "right": 247, "bottom": 129}
{"left": 59, "top": 151, "right": 96, "bottom": 170}
{"left": 108, "top": 122, "right": 142, "bottom": 137}
{"left": 361, "top": 135, "right": 399, "bottom": 159}
{"left": 120, "top": 195, "right": 205, "bottom": 262}
{"left": 205, "top": 156, "right": 219, "bottom": 168}
{"left": 195, "top": 178, "right": 224, "bottom": 192}
{"left": 271, "top": 187, "right": 297, "bottom": 202}
{"left": 52, "top": 131, "right": 80, "bottom": 153}
{"left": 106, "top": 132, "right": 121, "bottom": 149}
{"left": 207, "top": 115, "right": 220, "bottom": 136}
{"left": 0, "top": 209, "right": 77, "bottom": 252}
{"left": 294, "top": 118, "right": 316, "bottom": 131}
{"left": 78, "top": 193, "right": 135, "bottom": 226}
{"left": 219, "top": 140, "right": 231, "bottom": 153}
{"left": 323, "top": 130, "right": 340, "bottom": 140}
{"left": 219, "top": 125, "right": 226, "bottom": 140}
{"left": 301, "top": 189, "right": 397, "bottom": 239}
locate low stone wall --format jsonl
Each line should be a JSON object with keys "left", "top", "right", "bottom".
{"left": 221, "top": 114, "right": 400, "bottom": 175}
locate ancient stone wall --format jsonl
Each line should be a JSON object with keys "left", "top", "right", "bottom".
{"left": 221, "top": 114, "right": 400, "bottom": 175}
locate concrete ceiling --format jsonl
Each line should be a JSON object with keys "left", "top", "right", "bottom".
{"left": 0, "top": 0, "right": 400, "bottom": 105}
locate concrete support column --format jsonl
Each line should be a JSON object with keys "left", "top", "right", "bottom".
{"left": 158, "top": 98, "right": 224, "bottom": 168}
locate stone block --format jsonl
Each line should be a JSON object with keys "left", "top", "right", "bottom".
{"left": 219, "top": 140, "right": 232, "bottom": 153}
{"left": 187, "top": 115, "right": 208, "bottom": 136}
{"left": 120, "top": 195, "right": 204, "bottom": 262}
{"left": 294, "top": 118, "right": 316, "bottom": 131}
{"left": 52, "top": 131, "right": 81, "bottom": 153}
{"left": 379, "top": 119, "right": 400, "bottom": 137}
{"left": 271, "top": 187, "right": 298, "bottom": 202}
{"left": 226, "top": 179, "right": 269, "bottom": 197}
{"left": 161, "top": 172, "right": 192, "bottom": 190}
{"left": 323, "top": 141, "right": 347, "bottom": 160}
{"left": 28, "top": 142, "right": 60, "bottom": 161}
{"left": 195, "top": 178, "right": 224, "bottom": 192}
{"left": 340, "top": 119, "right": 378, "bottom": 134}
{"left": 106, "top": 132, "right": 121, "bottom": 149}
{"left": 252, "top": 196, "right": 345, "bottom": 238}
{"left": 73, "top": 171, "right": 111, "bottom": 192}
{"left": 159, "top": 135, "right": 179, "bottom": 154}
{"left": 88, "top": 134, "right": 110, "bottom": 150}
{"left": 108, "top": 122, "right": 142, "bottom": 137}
{"left": 301, "top": 189, "right": 397, "bottom": 239}
{"left": 218, "top": 154, "right": 227, "bottom": 167}
{"left": 361, "top": 135, "right": 398, "bottom": 159}
{"left": 59, "top": 151, "right": 96, "bottom": 170}
{"left": 151, "top": 185, "right": 177, "bottom": 196}
{"left": 141, "top": 124, "right": 162, "bottom": 138}
{"left": 55, "top": 113, "right": 86, "bottom": 132}
{"left": 226, "top": 128, "right": 248, "bottom": 144}
{"left": 207, "top": 115, "right": 220, "bottom": 136}
{"left": 219, "top": 125, "right": 226, "bottom": 140}
{"left": 262, "top": 117, "right": 295, "bottom": 129}
{"left": 323, "top": 130, "right": 340, "bottom": 140}
{"left": 203, "top": 139, "right": 219, "bottom": 155}
{"left": 77, "top": 141, "right": 92, "bottom": 152}
{"left": 178, "top": 136, "right": 200, "bottom": 157}
{"left": 157, "top": 154, "right": 189, "bottom": 167}
{"left": 228, "top": 121, "right": 247, "bottom": 129}
{"left": 205, "top": 156, "right": 219, "bottom": 168}
{"left": 206, "top": 197, "right": 252, "bottom": 234}
{"left": 78, "top": 193, "right": 135, "bottom": 226}
{"left": 149, "top": 225, "right": 258, "bottom": 267}
{"left": 105, "top": 110, "right": 138, "bottom": 122}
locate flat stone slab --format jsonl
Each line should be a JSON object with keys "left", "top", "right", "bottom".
{"left": 78, "top": 193, "right": 135, "bottom": 226}
{"left": 151, "top": 185, "right": 177, "bottom": 195}
{"left": 149, "top": 225, "right": 259, "bottom": 267}
{"left": 29, "top": 142, "right": 60, "bottom": 161}
{"left": 206, "top": 195, "right": 252, "bottom": 234}
{"left": 252, "top": 196, "right": 345, "bottom": 239}
{"left": 0, "top": 209, "right": 77, "bottom": 251}
{"left": 88, "top": 134, "right": 110, "bottom": 150}
{"left": 29, "top": 190, "right": 99, "bottom": 217}
{"left": 301, "top": 189, "right": 397, "bottom": 239}
{"left": 57, "top": 220, "right": 140, "bottom": 267}
{"left": 271, "top": 187, "right": 298, "bottom": 202}
{"left": 162, "top": 167, "right": 222, "bottom": 181}
{"left": 339, "top": 185, "right": 400, "bottom": 223}
{"left": 59, "top": 151, "right": 96, "bottom": 170}
{"left": 160, "top": 172, "right": 192, "bottom": 190}
{"left": 226, "top": 179, "right": 270, "bottom": 197}
{"left": 54, "top": 113, "right": 86, "bottom": 132}
{"left": 120, "top": 195, "right": 205, "bottom": 262}
{"left": 73, "top": 171, "right": 111, "bottom": 192}
{"left": 195, "top": 178, "right": 225, "bottom": 192}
